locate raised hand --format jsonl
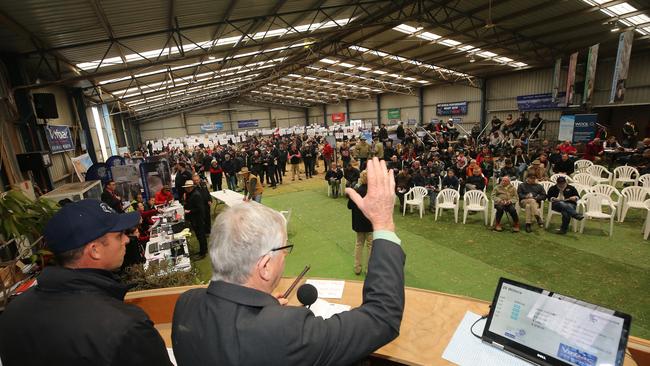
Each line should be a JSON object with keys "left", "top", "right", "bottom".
{"left": 346, "top": 157, "right": 395, "bottom": 232}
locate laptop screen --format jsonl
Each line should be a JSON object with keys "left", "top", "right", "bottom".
{"left": 483, "top": 278, "right": 631, "bottom": 366}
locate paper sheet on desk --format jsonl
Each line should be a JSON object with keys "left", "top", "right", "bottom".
{"left": 305, "top": 279, "right": 345, "bottom": 299}
{"left": 442, "top": 311, "right": 532, "bottom": 366}
{"left": 309, "top": 298, "right": 351, "bottom": 319}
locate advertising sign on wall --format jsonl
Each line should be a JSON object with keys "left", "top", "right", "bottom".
{"left": 200, "top": 122, "right": 224, "bottom": 132}
{"left": 436, "top": 102, "right": 468, "bottom": 116}
{"left": 610, "top": 30, "right": 634, "bottom": 103}
{"left": 331, "top": 113, "right": 346, "bottom": 123}
{"left": 572, "top": 114, "right": 597, "bottom": 143}
{"left": 558, "top": 115, "right": 575, "bottom": 142}
{"left": 45, "top": 125, "right": 75, "bottom": 153}
{"left": 237, "top": 119, "right": 259, "bottom": 129}
{"left": 387, "top": 108, "right": 401, "bottom": 119}
{"left": 516, "top": 92, "right": 566, "bottom": 111}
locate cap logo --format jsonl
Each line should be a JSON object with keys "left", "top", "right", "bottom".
{"left": 100, "top": 202, "right": 116, "bottom": 213}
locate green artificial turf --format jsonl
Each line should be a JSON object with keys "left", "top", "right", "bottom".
{"left": 187, "top": 174, "right": 650, "bottom": 339}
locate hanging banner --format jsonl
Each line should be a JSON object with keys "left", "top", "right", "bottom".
{"left": 45, "top": 125, "right": 75, "bottom": 153}
{"left": 237, "top": 119, "right": 259, "bottom": 129}
{"left": 516, "top": 92, "right": 566, "bottom": 111}
{"left": 551, "top": 58, "right": 562, "bottom": 103}
{"left": 610, "top": 30, "right": 634, "bottom": 103}
{"left": 564, "top": 52, "right": 578, "bottom": 106}
{"left": 407, "top": 118, "right": 417, "bottom": 125}
{"left": 200, "top": 122, "right": 224, "bottom": 132}
{"left": 573, "top": 114, "right": 597, "bottom": 143}
{"left": 331, "top": 113, "right": 346, "bottom": 123}
{"left": 582, "top": 44, "right": 599, "bottom": 105}
{"left": 70, "top": 153, "right": 94, "bottom": 182}
{"left": 387, "top": 108, "right": 401, "bottom": 119}
{"left": 436, "top": 101, "right": 468, "bottom": 116}
{"left": 558, "top": 115, "right": 575, "bottom": 142}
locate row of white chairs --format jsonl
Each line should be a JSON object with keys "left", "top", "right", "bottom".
{"left": 563, "top": 161, "right": 647, "bottom": 188}
{"left": 403, "top": 184, "right": 650, "bottom": 238}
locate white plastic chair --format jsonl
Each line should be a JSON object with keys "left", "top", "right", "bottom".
{"left": 643, "top": 199, "right": 650, "bottom": 240}
{"left": 620, "top": 186, "right": 649, "bottom": 222}
{"left": 539, "top": 181, "right": 554, "bottom": 214}
{"left": 638, "top": 174, "right": 650, "bottom": 191}
{"left": 612, "top": 166, "right": 639, "bottom": 188}
{"left": 572, "top": 173, "right": 596, "bottom": 187}
{"left": 463, "top": 190, "right": 489, "bottom": 225}
{"left": 586, "top": 165, "right": 613, "bottom": 185}
{"left": 403, "top": 186, "right": 428, "bottom": 218}
{"left": 579, "top": 193, "right": 616, "bottom": 237}
{"left": 589, "top": 184, "right": 622, "bottom": 221}
{"left": 326, "top": 178, "right": 345, "bottom": 197}
{"left": 490, "top": 199, "right": 520, "bottom": 226}
{"left": 550, "top": 174, "right": 573, "bottom": 184}
{"left": 574, "top": 159, "right": 593, "bottom": 174}
{"left": 510, "top": 180, "right": 522, "bottom": 190}
{"left": 435, "top": 188, "right": 460, "bottom": 223}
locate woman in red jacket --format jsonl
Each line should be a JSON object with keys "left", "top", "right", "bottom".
{"left": 209, "top": 160, "right": 223, "bottom": 191}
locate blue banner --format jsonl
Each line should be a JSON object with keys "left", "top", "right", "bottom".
{"left": 517, "top": 92, "right": 566, "bottom": 111}
{"left": 436, "top": 102, "right": 467, "bottom": 116}
{"left": 237, "top": 119, "right": 259, "bottom": 129}
{"left": 200, "top": 122, "right": 224, "bottom": 132}
{"left": 45, "top": 125, "right": 75, "bottom": 153}
{"left": 573, "top": 114, "right": 597, "bottom": 143}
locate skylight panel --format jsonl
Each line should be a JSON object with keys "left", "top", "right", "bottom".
{"left": 372, "top": 70, "right": 387, "bottom": 75}
{"left": 320, "top": 58, "right": 338, "bottom": 64}
{"left": 338, "top": 62, "right": 355, "bottom": 68}
{"left": 477, "top": 51, "right": 498, "bottom": 58}
{"left": 418, "top": 32, "right": 442, "bottom": 41}
{"left": 356, "top": 66, "right": 371, "bottom": 71}
{"left": 393, "top": 24, "right": 423, "bottom": 34}
{"left": 607, "top": 3, "right": 636, "bottom": 15}
{"left": 627, "top": 14, "right": 650, "bottom": 25}
{"left": 439, "top": 39, "right": 461, "bottom": 47}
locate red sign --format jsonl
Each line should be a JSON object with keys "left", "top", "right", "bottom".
{"left": 331, "top": 113, "right": 346, "bottom": 123}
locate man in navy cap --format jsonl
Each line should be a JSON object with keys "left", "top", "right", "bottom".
{"left": 0, "top": 199, "right": 171, "bottom": 366}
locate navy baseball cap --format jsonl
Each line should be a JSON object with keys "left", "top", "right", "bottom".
{"left": 556, "top": 176, "right": 567, "bottom": 183}
{"left": 44, "top": 199, "right": 141, "bottom": 254}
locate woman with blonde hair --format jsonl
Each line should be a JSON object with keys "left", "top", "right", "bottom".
{"left": 347, "top": 170, "right": 372, "bottom": 275}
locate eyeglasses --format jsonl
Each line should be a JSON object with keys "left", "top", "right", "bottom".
{"left": 270, "top": 244, "right": 294, "bottom": 254}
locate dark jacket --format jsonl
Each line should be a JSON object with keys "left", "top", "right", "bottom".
{"left": 465, "top": 175, "right": 485, "bottom": 191}
{"left": 184, "top": 188, "right": 206, "bottom": 228}
{"left": 517, "top": 182, "right": 546, "bottom": 202}
{"left": 553, "top": 159, "right": 575, "bottom": 175}
{"left": 347, "top": 184, "right": 372, "bottom": 232}
{"left": 441, "top": 175, "right": 459, "bottom": 190}
{"left": 101, "top": 189, "right": 123, "bottom": 213}
{"left": 325, "top": 168, "right": 343, "bottom": 181}
{"left": 172, "top": 238, "right": 405, "bottom": 366}
{"left": 547, "top": 184, "right": 580, "bottom": 206}
{"left": 0, "top": 267, "right": 170, "bottom": 366}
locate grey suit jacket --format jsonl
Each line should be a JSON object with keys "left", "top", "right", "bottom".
{"left": 171, "top": 238, "right": 405, "bottom": 366}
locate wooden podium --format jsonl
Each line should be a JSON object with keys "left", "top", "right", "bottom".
{"left": 125, "top": 278, "right": 649, "bottom": 366}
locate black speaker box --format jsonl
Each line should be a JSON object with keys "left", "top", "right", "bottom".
{"left": 33, "top": 93, "right": 59, "bottom": 119}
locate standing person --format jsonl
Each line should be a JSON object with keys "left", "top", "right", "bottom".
{"left": 517, "top": 174, "right": 546, "bottom": 232}
{"left": 340, "top": 141, "right": 352, "bottom": 168}
{"left": 222, "top": 154, "right": 237, "bottom": 191}
{"left": 491, "top": 176, "right": 520, "bottom": 232}
{"left": 171, "top": 158, "right": 405, "bottom": 366}
{"left": 622, "top": 119, "right": 638, "bottom": 148}
{"left": 301, "top": 142, "right": 314, "bottom": 179}
{"left": 101, "top": 180, "right": 124, "bottom": 213}
{"left": 0, "top": 200, "right": 172, "bottom": 366}
{"left": 325, "top": 163, "right": 344, "bottom": 198}
{"left": 276, "top": 142, "right": 288, "bottom": 182}
{"left": 348, "top": 170, "right": 372, "bottom": 275}
{"left": 209, "top": 160, "right": 223, "bottom": 191}
{"left": 396, "top": 122, "right": 405, "bottom": 142}
{"left": 183, "top": 181, "right": 208, "bottom": 258}
{"left": 355, "top": 138, "right": 371, "bottom": 171}
{"left": 241, "top": 167, "right": 264, "bottom": 203}
{"left": 288, "top": 144, "right": 302, "bottom": 181}
{"left": 174, "top": 162, "right": 193, "bottom": 203}
{"left": 263, "top": 146, "right": 277, "bottom": 189}
{"left": 322, "top": 141, "right": 334, "bottom": 169}
{"left": 547, "top": 176, "right": 584, "bottom": 234}
{"left": 192, "top": 174, "right": 212, "bottom": 234}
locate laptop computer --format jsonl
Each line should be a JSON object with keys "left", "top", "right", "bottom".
{"left": 482, "top": 278, "right": 631, "bottom": 366}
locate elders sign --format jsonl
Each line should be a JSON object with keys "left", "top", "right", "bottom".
{"left": 45, "top": 125, "right": 75, "bottom": 153}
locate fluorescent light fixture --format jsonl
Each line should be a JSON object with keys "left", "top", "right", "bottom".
{"left": 418, "top": 32, "right": 442, "bottom": 41}
{"left": 439, "top": 39, "right": 461, "bottom": 47}
{"left": 356, "top": 66, "right": 371, "bottom": 71}
{"left": 372, "top": 70, "right": 387, "bottom": 75}
{"left": 338, "top": 62, "right": 355, "bottom": 68}
{"left": 320, "top": 58, "right": 338, "bottom": 64}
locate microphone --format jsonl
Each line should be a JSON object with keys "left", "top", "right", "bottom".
{"left": 296, "top": 284, "right": 318, "bottom": 308}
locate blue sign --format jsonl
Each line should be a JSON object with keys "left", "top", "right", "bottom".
{"left": 200, "top": 122, "right": 224, "bottom": 132}
{"left": 237, "top": 119, "right": 259, "bottom": 129}
{"left": 517, "top": 92, "right": 566, "bottom": 111}
{"left": 573, "top": 114, "right": 597, "bottom": 143}
{"left": 436, "top": 101, "right": 468, "bottom": 116}
{"left": 45, "top": 125, "right": 75, "bottom": 153}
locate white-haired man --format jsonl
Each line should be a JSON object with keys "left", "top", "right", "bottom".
{"left": 172, "top": 158, "right": 405, "bottom": 365}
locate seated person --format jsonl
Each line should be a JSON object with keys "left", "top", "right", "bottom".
{"left": 324, "top": 163, "right": 344, "bottom": 198}
{"left": 121, "top": 226, "right": 146, "bottom": 271}
{"left": 499, "top": 158, "right": 518, "bottom": 180}
{"left": 517, "top": 173, "right": 546, "bottom": 232}
{"left": 171, "top": 158, "right": 405, "bottom": 365}
{"left": 155, "top": 185, "right": 174, "bottom": 205}
{"left": 583, "top": 137, "right": 604, "bottom": 162}
{"left": 441, "top": 169, "right": 459, "bottom": 191}
{"left": 491, "top": 176, "right": 520, "bottom": 232}
{"left": 552, "top": 153, "right": 574, "bottom": 175}
{"left": 464, "top": 168, "right": 485, "bottom": 191}
{"left": 558, "top": 140, "right": 577, "bottom": 156}
{"left": 547, "top": 176, "right": 583, "bottom": 235}
{"left": 395, "top": 166, "right": 412, "bottom": 210}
